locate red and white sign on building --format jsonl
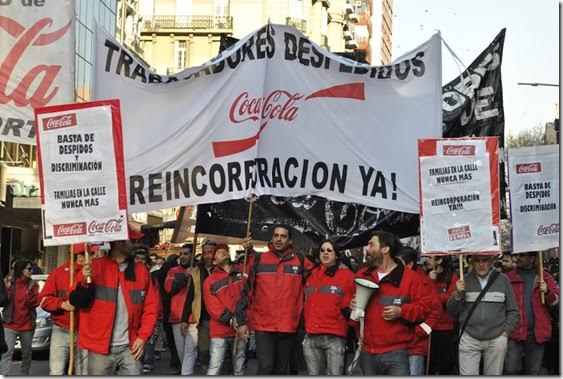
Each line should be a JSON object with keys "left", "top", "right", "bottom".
{"left": 0, "top": 0, "right": 75, "bottom": 145}
{"left": 35, "top": 100, "right": 128, "bottom": 246}
{"left": 418, "top": 137, "right": 500, "bottom": 255}
{"left": 508, "top": 144, "right": 559, "bottom": 253}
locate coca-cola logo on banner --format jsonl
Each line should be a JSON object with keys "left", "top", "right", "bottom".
{"left": 54, "top": 222, "right": 86, "bottom": 237}
{"left": 88, "top": 218, "right": 124, "bottom": 234}
{"left": 442, "top": 145, "right": 476, "bottom": 156}
{"left": 0, "top": 16, "right": 72, "bottom": 109}
{"left": 447, "top": 225, "right": 472, "bottom": 241}
{"left": 537, "top": 223, "right": 559, "bottom": 236}
{"left": 213, "top": 83, "right": 365, "bottom": 158}
{"left": 42, "top": 113, "right": 77, "bottom": 131}
{"left": 516, "top": 162, "right": 542, "bottom": 174}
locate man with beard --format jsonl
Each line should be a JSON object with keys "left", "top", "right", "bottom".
{"left": 234, "top": 225, "right": 314, "bottom": 374}
{"left": 69, "top": 239, "right": 160, "bottom": 375}
{"left": 350, "top": 231, "right": 431, "bottom": 375}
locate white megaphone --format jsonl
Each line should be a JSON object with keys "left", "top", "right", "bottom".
{"left": 350, "top": 278, "right": 379, "bottom": 321}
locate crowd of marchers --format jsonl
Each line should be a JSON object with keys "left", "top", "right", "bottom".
{"left": 0, "top": 224, "right": 558, "bottom": 376}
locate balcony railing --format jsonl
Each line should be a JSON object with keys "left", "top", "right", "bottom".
{"left": 142, "top": 16, "right": 233, "bottom": 31}
{"left": 286, "top": 17, "right": 307, "bottom": 33}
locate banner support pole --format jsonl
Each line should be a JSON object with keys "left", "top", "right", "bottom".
{"left": 459, "top": 255, "right": 464, "bottom": 281}
{"left": 538, "top": 251, "right": 545, "bottom": 304}
{"left": 68, "top": 244, "right": 75, "bottom": 375}
{"left": 425, "top": 333, "right": 431, "bottom": 375}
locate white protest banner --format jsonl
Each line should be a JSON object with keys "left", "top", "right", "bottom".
{"left": 35, "top": 100, "right": 128, "bottom": 246}
{"left": 508, "top": 144, "right": 559, "bottom": 253}
{"left": 93, "top": 23, "right": 442, "bottom": 214}
{"left": 419, "top": 137, "right": 500, "bottom": 255}
{"left": 0, "top": 0, "right": 75, "bottom": 145}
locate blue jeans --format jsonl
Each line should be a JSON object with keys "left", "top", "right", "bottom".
{"left": 49, "top": 324, "right": 88, "bottom": 375}
{"left": 504, "top": 331, "right": 545, "bottom": 375}
{"left": 359, "top": 348, "right": 410, "bottom": 375}
{"left": 0, "top": 327, "right": 34, "bottom": 375}
{"left": 408, "top": 354, "right": 425, "bottom": 375}
{"left": 207, "top": 336, "right": 247, "bottom": 375}
{"left": 88, "top": 344, "right": 142, "bottom": 375}
{"left": 302, "top": 333, "right": 346, "bottom": 375}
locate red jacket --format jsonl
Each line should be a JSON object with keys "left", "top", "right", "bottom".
{"left": 408, "top": 266, "right": 443, "bottom": 356}
{"left": 2, "top": 278, "right": 39, "bottom": 331}
{"left": 431, "top": 270, "right": 458, "bottom": 331}
{"left": 70, "top": 256, "right": 160, "bottom": 355}
{"left": 39, "top": 260, "right": 82, "bottom": 330}
{"left": 507, "top": 269, "right": 559, "bottom": 344}
{"left": 354, "top": 262, "right": 431, "bottom": 355}
{"left": 164, "top": 265, "right": 190, "bottom": 323}
{"left": 304, "top": 264, "right": 355, "bottom": 338}
{"left": 203, "top": 265, "right": 246, "bottom": 338}
{"left": 235, "top": 245, "right": 314, "bottom": 333}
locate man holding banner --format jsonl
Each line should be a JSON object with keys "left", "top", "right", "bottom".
{"left": 350, "top": 231, "right": 432, "bottom": 375}
{"left": 69, "top": 240, "right": 160, "bottom": 375}
{"left": 447, "top": 255, "right": 518, "bottom": 375}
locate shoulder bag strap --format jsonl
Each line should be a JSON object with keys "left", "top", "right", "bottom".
{"left": 459, "top": 270, "right": 500, "bottom": 337}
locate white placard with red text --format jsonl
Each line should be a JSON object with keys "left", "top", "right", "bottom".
{"left": 508, "top": 144, "right": 559, "bottom": 253}
{"left": 93, "top": 23, "right": 442, "bottom": 214}
{"left": 419, "top": 138, "right": 500, "bottom": 255}
{"left": 0, "top": 0, "right": 75, "bottom": 145}
{"left": 35, "top": 100, "right": 128, "bottom": 246}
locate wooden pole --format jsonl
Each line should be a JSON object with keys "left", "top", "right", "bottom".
{"left": 68, "top": 244, "right": 75, "bottom": 375}
{"left": 234, "top": 193, "right": 255, "bottom": 355}
{"left": 459, "top": 255, "right": 464, "bottom": 281}
{"left": 84, "top": 243, "right": 92, "bottom": 284}
{"left": 538, "top": 251, "right": 545, "bottom": 304}
{"left": 425, "top": 333, "right": 432, "bottom": 375}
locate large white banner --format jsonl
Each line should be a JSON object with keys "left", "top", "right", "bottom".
{"left": 0, "top": 0, "right": 75, "bottom": 145}
{"left": 508, "top": 144, "right": 559, "bottom": 253}
{"left": 94, "top": 23, "right": 442, "bottom": 213}
{"left": 419, "top": 138, "right": 501, "bottom": 255}
{"left": 35, "top": 100, "right": 128, "bottom": 246}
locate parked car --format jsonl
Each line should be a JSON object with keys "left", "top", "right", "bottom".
{"left": 13, "top": 274, "right": 52, "bottom": 352}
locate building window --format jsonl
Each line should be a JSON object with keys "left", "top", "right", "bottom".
{"left": 175, "top": 41, "right": 187, "bottom": 70}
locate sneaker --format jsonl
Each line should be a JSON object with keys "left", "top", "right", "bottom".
{"left": 154, "top": 352, "right": 161, "bottom": 360}
{"left": 143, "top": 365, "right": 153, "bottom": 373}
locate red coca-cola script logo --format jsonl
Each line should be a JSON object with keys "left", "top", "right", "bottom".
{"left": 447, "top": 225, "right": 472, "bottom": 241}
{"left": 537, "top": 223, "right": 559, "bottom": 236}
{"left": 54, "top": 222, "right": 86, "bottom": 237}
{"left": 0, "top": 16, "right": 72, "bottom": 109}
{"left": 42, "top": 113, "right": 77, "bottom": 131}
{"left": 88, "top": 218, "right": 124, "bottom": 234}
{"left": 516, "top": 163, "right": 542, "bottom": 174}
{"left": 442, "top": 145, "right": 476, "bottom": 156}
{"left": 213, "top": 83, "right": 366, "bottom": 158}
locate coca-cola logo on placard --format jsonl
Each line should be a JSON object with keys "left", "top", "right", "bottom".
{"left": 88, "top": 218, "right": 124, "bottom": 234}
{"left": 537, "top": 223, "right": 559, "bottom": 236}
{"left": 42, "top": 113, "right": 77, "bottom": 131}
{"left": 213, "top": 83, "right": 365, "bottom": 158}
{"left": 516, "top": 163, "right": 542, "bottom": 174}
{"left": 54, "top": 222, "right": 86, "bottom": 237}
{"left": 442, "top": 145, "right": 476, "bottom": 156}
{"left": 447, "top": 225, "right": 472, "bottom": 241}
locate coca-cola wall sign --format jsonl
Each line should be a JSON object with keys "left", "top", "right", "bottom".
{"left": 508, "top": 144, "right": 559, "bottom": 253}
{"left": 35, "top": 100, "right": 128, "bottom": 246}
{"left": 419, "top": 137, "right": 500, "bottom": 256}
{"left": 0, "top": 0, "right": 75, "bottom": 145}
{"left": 94, "top": 23, "right": 442, "bottom": 214}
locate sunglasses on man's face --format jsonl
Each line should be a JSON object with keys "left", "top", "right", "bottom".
{"left": 24, "top": 267, "right": 32, "bottom": 271}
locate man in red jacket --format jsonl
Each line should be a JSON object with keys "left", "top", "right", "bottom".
{"left": 235, "top": 225, "right": 314, "bottom": 374}
{"left": 69, "top": 239, "right": 159, "bottom": 375}
{"left": 504, "top": 252, "right": 559, "bottom": 374}
{"left": 203, "top": 244, "right": 247, "bottom": 375}
{"left": 39, "top": 244, "right": 95, "bottom": 375}
{"left": 350, "top": 231, "right": 431, "bottom": 375}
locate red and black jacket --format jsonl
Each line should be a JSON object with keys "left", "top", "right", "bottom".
{"left": 69, "top": 256, "right": 160, "bottom": 355}
{"left": 431, "top": 270, "right": 459, "bottom": 331}
{"left": 408, "top": 266, "right": 443, "bottom": 356}
{"left": 354, "top": 262, "right": 432, "bottom": 355}
{"left": 507, "top": 269, "right": 559, "bottom": 344}
{"left": 304, "top": 264, "right": 355, "bottom": 338}
{"left": 235, "top": 245, "right": 314, "bottom": 333}
{"left": 39, "top": 260, "right": 82, "bottom": 330}
{"left": 203, "top": 265, "right": 246, "bottom": 338}
{"left": 164, "top": 265, "right": 189, "bottom": 323}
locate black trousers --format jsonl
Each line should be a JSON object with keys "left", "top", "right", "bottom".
{"left": 162, "top": 321, "right": 181, "bottom": 370}
{"left": 255, "top": 331, "right": 296, "bottom": 374}
{"left": 428, "top": 329, "right": 455, "bottom": 375}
